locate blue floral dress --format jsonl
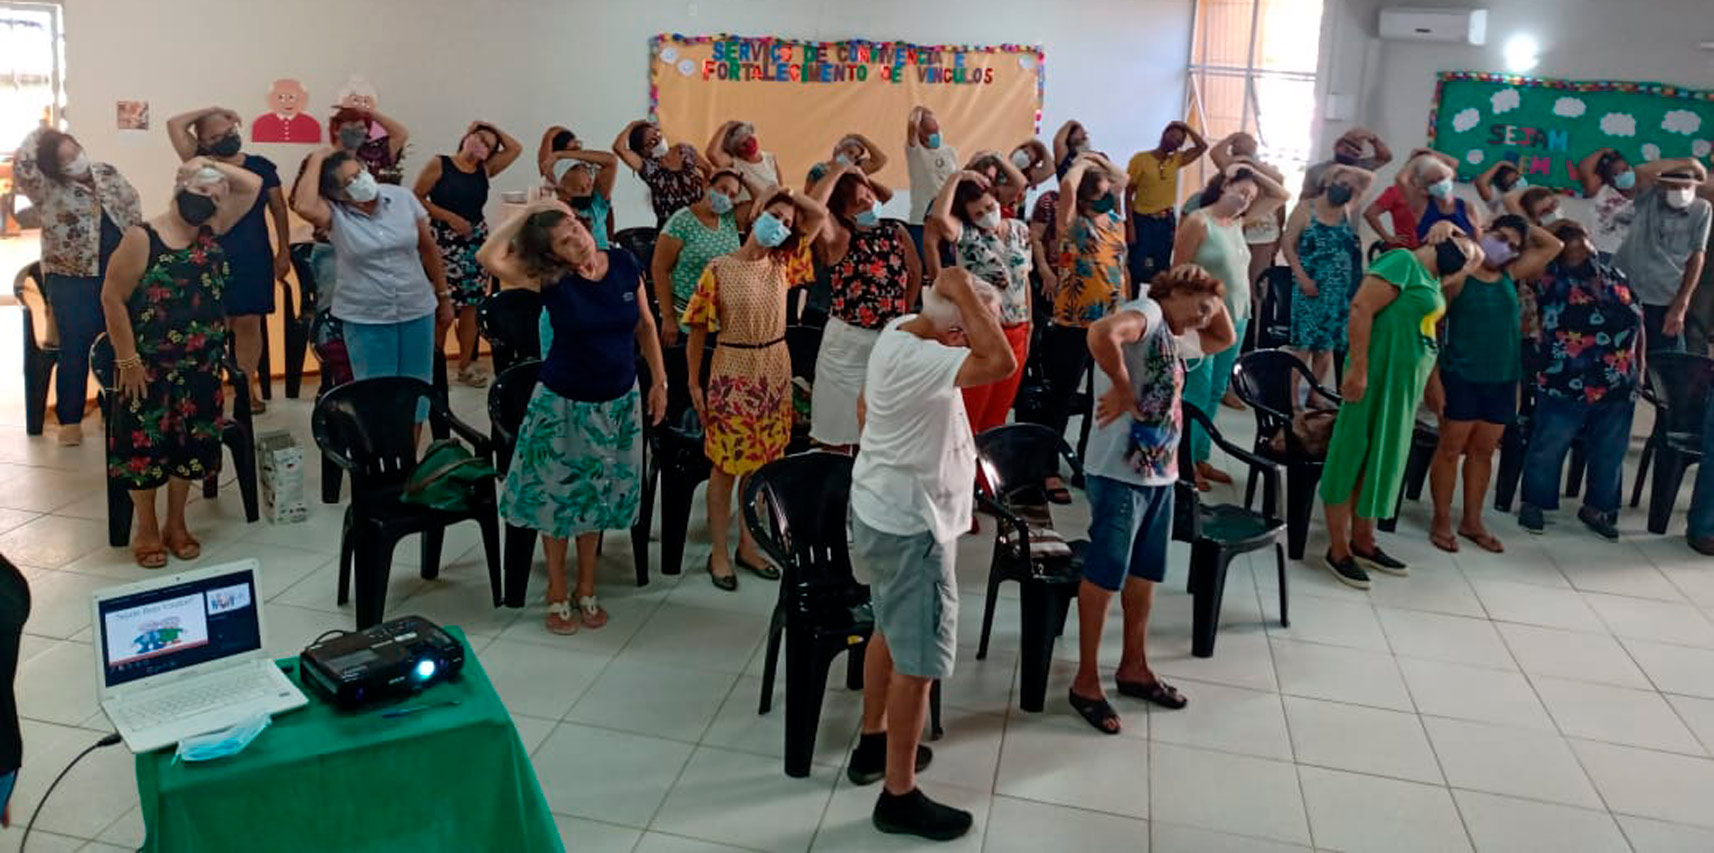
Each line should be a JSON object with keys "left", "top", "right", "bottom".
{"left": 1291, "top": 215, "right": 1361, "bottom": 352}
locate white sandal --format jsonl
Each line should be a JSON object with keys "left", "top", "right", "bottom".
{"left": 578, "top": 595, "right": 608, "bottom": 630}
{"left": 544, "top": 599, "right": 578, "bottom": 635}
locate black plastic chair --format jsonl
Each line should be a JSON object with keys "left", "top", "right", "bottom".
{"left": 488, "top": 360, "right": 544, "bottom": 607}
{"left": 313, "top": 377, "right": 502, "bottom": 628}
{"left": 784, "top": 324, "right": 822, "bottom": 454}
{"left": 644, "top": 343, "right": 715, "bottom": 578}
{"left": 1378, "top": 421, "right": 1439, "bottom": 533}
{"left": 1231, "top": 349, "right": 1340, "bottom": 559}
{"left": 1628, "top": 386, "right": 1664, "bottom": 510}
{"left": 478, "top": 288, "right": 544, "bottom": 376}
{"left": 90, "top": 335, "right": 259, "bottom": 547}
{"left": 744, "top": 452, "right": 877, "bottom": 778}
{"left": 282, "top": 242, "right": 319, "bottom": 398}
{"left": 1175, "top": 404, "right": 1288, "bottom": 657}
{"left": 15, "top": 262, "right": 56, "bottom": 436}
{"left": 973, "top": 424, "right": 1086, "bottom": 714}
{"left": 310, "top": 312, "right": 353, "bottom": 504}
{"left": 1254, "top": 266, "right": 1295, "bottom": 351}
{"left": 614, "top": 228, "right": 659, "bottom": 285}
{"left": 1644, "top": 354, "right": 1714, "bottom": 534}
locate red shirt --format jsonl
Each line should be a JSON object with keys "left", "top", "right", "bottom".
{"left": 1372, "top": 185, "right": 1420, "bottom": 249}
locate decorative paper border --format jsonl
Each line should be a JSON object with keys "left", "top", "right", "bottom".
{"left": 1427, "top": 70, "right": 1714, "bottom": 146}
{"left": 647, "top": 33, "right": 1046, "bottom": 134}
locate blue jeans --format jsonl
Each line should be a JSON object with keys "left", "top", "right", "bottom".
{"left": 1522, "top": 394, "right": 1635, "bottom": 516}
{"left": 1642, "top": 303, "right": 1686, "bottom": 354}
{"left": 43, "top": 274, "right": 106, "bottom": 426}
{"left": 343, "top": 313, "right": 436, "bottom": 420}
{"left": 1687, "top": 395, "right": 1714, "bottom": 539}
{"left": 1182, "top": 318, "right": 1249, "bottom": 464}
{"left": 1128, "top": 211, "right": 1176, "bottom": 286}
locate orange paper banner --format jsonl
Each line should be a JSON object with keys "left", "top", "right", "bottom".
{"left": 650, "top": 34, "right": 1045, "bottom": 191}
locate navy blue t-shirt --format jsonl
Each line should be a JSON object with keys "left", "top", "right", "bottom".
{"left": 539, "top": 248, "right": 642, "bottom": 402}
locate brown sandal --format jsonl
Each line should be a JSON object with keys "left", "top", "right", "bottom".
{"left": 544, "top": 600, "right": 579, "bottom": 635}
{"left": 1430, "top": 530, "right": 1459, "bottom": 553}
{"left": 164, "top": 533, "right": 201, "bottom": 561}
{"left": 1459, "top": 528, "right": 1504, "bottom": 554}
{"left": 132, "top": 543, "right": 168, "bottom": 569}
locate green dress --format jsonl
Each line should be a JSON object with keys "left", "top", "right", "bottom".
{"left": 1318, "top": 249, "right": 1446, "bottom": 518}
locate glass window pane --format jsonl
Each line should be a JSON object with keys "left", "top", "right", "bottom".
{"left": 1254, "top": 74, "right": 1318, "bottom": 197}
{"left": 1191, "top": 0, "right": 1257, "bottom": 67}
{"left": 1254, "top": 0, "right": 1325, "bottom": 73}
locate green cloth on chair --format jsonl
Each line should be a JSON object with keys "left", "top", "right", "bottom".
{"left": 136, "top": 627, "right": 562, "bottom": 853}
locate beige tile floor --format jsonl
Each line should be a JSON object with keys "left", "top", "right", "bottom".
{"left": 4, "top": 232, "right": 1714, "bottom": 851}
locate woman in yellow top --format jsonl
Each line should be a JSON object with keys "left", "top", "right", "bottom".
{"left": 1124, "top": 121, "right": 1207, "bottom": 283}
{"left": 684, "top": 186, "right": 827, "bottom": 590}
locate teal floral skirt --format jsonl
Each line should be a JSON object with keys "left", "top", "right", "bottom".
{"left": 499, "top": 384, "right": 643, "bottom": 539}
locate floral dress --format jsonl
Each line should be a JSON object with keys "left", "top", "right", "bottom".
{"left": 640, "top": 147, "right": 707, "bottom": 227}
{"left": 109, "top": 226, "right": 229, "bottom": 490}
{"left": 1053, "top": 210, "right": 1127, "bottom": 328}
{"left": 1291, "top": 214, "right": 1361, "bottom": 352}
{"left": 829, "top": 224, "right": 912, "bottom": 328}
{"left": 954, "top": 218, "right": 1033, "bottom": 325}
{"left": 683, "top": 255, "right": 795, "bottom": 475}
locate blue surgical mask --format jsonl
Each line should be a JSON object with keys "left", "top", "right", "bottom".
{"left": 709, "top": 191, "right": 734, "bottom": 215}
{"left": 1613, "top": 170, "right": 1636, "bottom": 190}
{"left": 1512, "top": 176, "right": 1528, "bottom": 189}
{"left": 754, "top": 211, "right": 791, "bottom": 248}
{"left": 1427, "top": 178, "right": 1454, "bottom": 199}
{"left": 835, "top": 153, "right": 854, "bottom": 166}
{"left": 854, "top": 201, "right": 882, "bottom": 228}
{"left": 926, "top": 132, "right": 942, "bottom": 150}
{"left": 175, "top": 710, "right": 271, "bottom": 762}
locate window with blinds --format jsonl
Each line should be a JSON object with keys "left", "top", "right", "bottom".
{"left": 1183, "top": 0, "right": 1325, "bottom": 204}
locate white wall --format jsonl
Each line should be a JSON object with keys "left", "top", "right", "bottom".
{"left": 62, "top": 0, "right": 1193, "bottom": 229}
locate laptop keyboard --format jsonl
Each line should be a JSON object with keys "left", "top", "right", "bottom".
{"left": 114, "top": 668, "right": 281, "bottom": 731}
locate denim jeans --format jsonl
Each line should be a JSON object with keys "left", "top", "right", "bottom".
{"left": 1642, "top": 303, "right": 1687, "bottom": 354}
{"left": 1521, "top": 394, "right": 1635, "bottom": 516}
{"left": 1128, "top": 211, "right": 1177, "bottom": 285}
{"left": 42, "top": 274, "right": 106, "bottom": 426}
{"left": 343, "top": 313, "right": 436, "bottom": 421}
{"left": 1687, "top": 394, "right": 1714, "bottom": 539}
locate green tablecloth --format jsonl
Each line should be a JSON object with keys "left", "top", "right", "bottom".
{"left": 136, "top": 627, "right": 562, "bottom": 853}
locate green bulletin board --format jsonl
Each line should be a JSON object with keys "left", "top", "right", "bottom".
{"left": 1427, "top": 72, "right": 1714, "bottom": 192}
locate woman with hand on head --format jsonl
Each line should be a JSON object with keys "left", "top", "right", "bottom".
{"left": 167, "top": 106, "right": 289, "bottom": 413}
{"left": 615, "top": 120, "right": 707, "bottom": 228}
{"left": 1413, "top": 152, "right": 1483, "bottom": 243}
{"left": 294, "top": 148, "right": 453, "bottom": 426}
{"left": 10, "top": 127, "right": 142, "bottom": 446}
{"left": 923, "top": 151, "right": 1027, "bottom": 280}
{"left": 477, "top": 201, "right": 667, "bottom": 635}
{"left": 930, "top": 169, "right": 1034, "bottom": 434}
{"left": 1578, "top": 147, "right": 1639, "bottom": 259}
{"left": 1425, "top": 215, "right": 1561, "bottom": 554}
{"left": 1318, "top": 223, "right": 1479, "bottom": 589}
{"left": 1474, "top": 161, "right": 1528, "bottom": 216}
{"left": 1173, "top": 162, "right": 1289, "bottom": 489}
{"left": 1052, "top": 120, "right": 1092, "bottom": 181}
{"left": 330, "top": 106, "right": 409, "bottom": 185}
{"left": 805, "top": 133, "right": 890, "bottom": 192}
{"left": 101, "top": 157, "right": 262, "bottom": 568}
{"left": 652, "top": 169, "right": 762, "bottom": 345}
{"left": 414, "top": 120, "right": 521, "bottom": 387}
{"left": 1281, "top": 164, "right": 1374, "bottom": 403}
{"left": 809, "top": 163, "right": 921, "bottom": 452}
{"left": 706, "top": 120, "right": 781, "bottom": 201}
{"left": 683, "top": 185, "right": 828, "bottom": 591}
{"left": 539, "top": 130, "right": 619, "bottom": 251}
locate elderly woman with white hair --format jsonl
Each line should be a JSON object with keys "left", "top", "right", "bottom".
{"left": 1409, "top": 150, "right": 1482, "bottom": 242}
{"left": 100, "top": 157, "right": 262, "bottom": 568}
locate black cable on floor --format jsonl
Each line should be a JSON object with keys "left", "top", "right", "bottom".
{"left": 20, "top": 732, "right": 122, "bottom": 852}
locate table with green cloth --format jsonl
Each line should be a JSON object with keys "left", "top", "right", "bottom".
{"left": 135, "top": 626, "right": 563, "bottom": 853}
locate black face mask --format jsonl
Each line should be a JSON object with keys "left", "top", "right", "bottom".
{"left": 175, "top": 190, "right": 217, "bottom": 226}
{"left": 204, "top": 133, "right": 242, "bottom": 158}
{"left": 1434, "top": 241, "right": 1468, "bottom": 277}
{"left": 1333, "top": 152, "right": 1359, "bottom": 166}
{"left": 568, "top": 194, "right": 595, "bottom": 211}
{"left": 1324, "top": 184, "right": 1354, "bottom": 206}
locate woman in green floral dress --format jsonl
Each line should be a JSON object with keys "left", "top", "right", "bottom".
{"left": 101, "top": 158, "right": 263, "bottom": 568}
{"left": 478, "top": 200, "right": 667, "bottom": 635}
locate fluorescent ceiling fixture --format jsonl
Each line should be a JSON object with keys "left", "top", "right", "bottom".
{"left": 1504, "top": 34, "right": 1540, "bottom": 72}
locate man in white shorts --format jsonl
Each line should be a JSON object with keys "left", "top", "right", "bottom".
{"left": 846, "top": 268, "right": 1013, "bottom": 841}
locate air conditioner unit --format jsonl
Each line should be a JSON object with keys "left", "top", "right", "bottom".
{"left": 1379, "top": 7, "right": 1488, "bottom": 45}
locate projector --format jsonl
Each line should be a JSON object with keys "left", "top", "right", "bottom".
{"left": 299, "top": 615, "right": 465, "bottom": 709}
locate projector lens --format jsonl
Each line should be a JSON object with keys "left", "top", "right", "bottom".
{"left": 414, "top": 659, "right": 437, "bottom": 680}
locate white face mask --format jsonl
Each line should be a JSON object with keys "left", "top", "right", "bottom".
{"left": 1010, "top": 149, "right": 1032, "bottom": 170}
{"left": 976, "top": 208, "right": 1003, "bottom": 231}
{"left": 63, "top": 152, "right": 91, "bottom": 177}
{"left": 344, "top": 171, "right": 379, "bottom": 203}
{"left": 1665, "top": 187, "right": 1695, "bottom": 210}
{"left": 650, "top": 139, "right": 670, "bottom": 159}
{"left": 1538, "top": 208, "right": 1561, "bottom": 225}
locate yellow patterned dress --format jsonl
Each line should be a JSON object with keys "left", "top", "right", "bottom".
{"left": 684, "top": 254, "right": 795, "bottom": 475}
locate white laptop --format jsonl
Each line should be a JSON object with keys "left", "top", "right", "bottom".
{"left": 90, "top": 560, "right": 307, "bottom": 753}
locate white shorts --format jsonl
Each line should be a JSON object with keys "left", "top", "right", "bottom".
{"left": 1244, "top": 216, "right": 1281, "bottom": 245}
{"left": 809, "top": 317, "right": 880, "bottom": 446}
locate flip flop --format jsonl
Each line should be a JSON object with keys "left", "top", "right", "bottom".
{"left": 735, "top": 553, "right": 780, "bottom": 581}
{"left": 577, "top": 595, "right": 608, "bottom": 630}
{"left": 1430, "top": 530, "right": 1460, "bottom": 553}
{"left": 1067, "top": 689, "right": 1122, "bottom": 735}
{"left": 1459, "top": 529, "right": 1505, "bottom": 554}
{"left": 544, "top": 599, "right": 579, "bottom": 635}
{"left": 132, "top": 544, "right": 168, "bottom": 570}
{"left": 1116, "top": 677, "right": 1189, "bottom": 710}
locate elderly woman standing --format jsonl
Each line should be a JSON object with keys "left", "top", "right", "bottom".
{"left": 10, "top": 127, "right": 142, "bottom": 446}
{"left": 652, "top": 170, "right": 763, "bottom": 344}
{"left": 930, "top": 169, "right": 1034, "bottom": 433}
{"left": 706, "top": 120, "right": 782, "bottom": 201}
{"left": 1318, "top": 224, "right": 1479, "bottom": 588}
{"left": 101, "top": 158, "right": 261, "bottom": 567}
{"left": 478, "top": 201, "right": 668, "bottom": 634}
{"left": 684, "top": 186, "right": 828, "bottom": 590}
{"left": 809, "top": 162, "right": 920, "bottom": 450}
{"left": 294, "top": 148, "right": 453, "bottom": 416}
{"left": 538, "top": 130, "right": 619, "bottom": 251}
{"left": 414, "top": 121, "right": 522, "bottom": 387}
{"left": 1281, "top": 164, "right": 1373, "bottom": 402}
{"left": 166, "top": 106, "right": 290, "bottom": 413}
{"left": 615, "top": 120, "right": 708, "bottom": 228}
{"left": 1173, "top": 163, "right": 1289, "bottom": 488}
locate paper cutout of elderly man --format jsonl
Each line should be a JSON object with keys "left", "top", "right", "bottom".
{"left": 251, "top": 78, "right": 321, "bottom": 143}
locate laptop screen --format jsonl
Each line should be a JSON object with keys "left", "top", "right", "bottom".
{"left": 97, "top": 567, "right": 262, "bottom": 689}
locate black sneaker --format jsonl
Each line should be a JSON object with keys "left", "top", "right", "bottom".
{"left": 1351, "top": 544, "right": 1409, "bottom": 577}
{"left": 873, "top": 787, "right": 973, "bottom": 841}
{"left": 1323, "top": 550, "right": 1371, "bottom": 590}
{"left": 847, "top": 732, "right": 933, "bottom": 786}
{"left": 1578, "top": 507, "right": 1620, "bottom": 541}
{"left": 1689, "top": 536, "right": 1714, "bottom": 557}
{"left": 1518, "top": 504, "right": 1545, "bottom": 534}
